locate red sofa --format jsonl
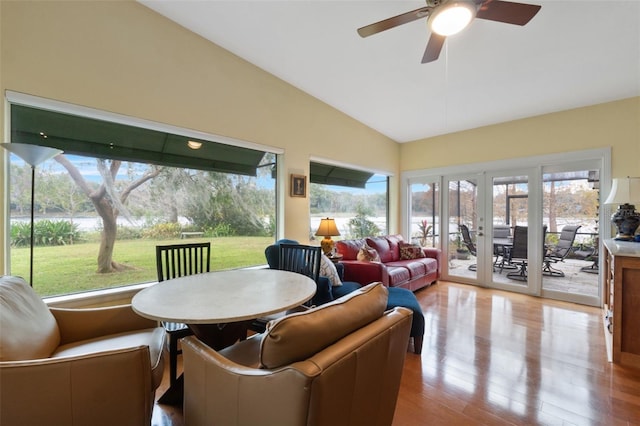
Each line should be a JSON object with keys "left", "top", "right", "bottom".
{"left": 335, "top": 234, "right": 441, "bottom": 292}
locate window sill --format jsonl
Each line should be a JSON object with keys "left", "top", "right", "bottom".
{"left": 44, "top": 282, "right": 154, "bottom": 308}
{"left": 43, "top": 264, "right": 270, "bottom": 308}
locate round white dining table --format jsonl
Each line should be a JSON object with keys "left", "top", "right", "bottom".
{"left": 132, "top": 269, "right": 316, "bottom": 324}
{"left": 132, "top": 269, "right": 315, "bottom": 404}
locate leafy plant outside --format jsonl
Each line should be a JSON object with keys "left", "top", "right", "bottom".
{"left": 10, "top": 220, "right": 81, "bottom": 247}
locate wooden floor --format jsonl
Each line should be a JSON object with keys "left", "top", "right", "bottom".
{"left": 152, "top": 281, "right": 640, "bottom": 425}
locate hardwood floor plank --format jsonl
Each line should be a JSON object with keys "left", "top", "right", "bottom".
{"left": 152, "top": 281, "right": 640, "bottom": 426}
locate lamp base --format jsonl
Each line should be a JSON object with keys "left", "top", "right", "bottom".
{"left": 612, "top": 203, "right": 640, "bottom": 241}
{"left": 320, "top": 237, "right": 335, "bottom": 256}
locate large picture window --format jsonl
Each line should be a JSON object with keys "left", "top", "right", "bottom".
{"left": 309, "top": 162, "right": 389, "bottom": 242}
{"left": 7, "top": 104, "right": 277, "bottom": 297}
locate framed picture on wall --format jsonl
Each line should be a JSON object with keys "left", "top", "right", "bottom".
{"left": 290, "top": 174, "right": 306, "bottom": 198}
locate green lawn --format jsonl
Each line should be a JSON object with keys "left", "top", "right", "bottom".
{"left": 10, "top": 236, "right": 273, "bottom": 297}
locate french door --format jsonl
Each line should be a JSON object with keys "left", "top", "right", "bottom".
{"left": 404, "top": 150, "right": 607, "bottom": 306}
{"left": 440, "top": 169, "right": 541, "bottom": 296}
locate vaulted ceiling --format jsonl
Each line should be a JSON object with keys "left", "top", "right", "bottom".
{"left": 139, "top": 1, "right": 640, "bottom": 143}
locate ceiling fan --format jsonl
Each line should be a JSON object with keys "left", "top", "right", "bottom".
{"left": 357, "top": 0, "right": 541, "bottom": 63}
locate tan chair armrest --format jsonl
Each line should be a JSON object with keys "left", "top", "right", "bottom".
{"left": 51, "top": 304, "right": 158, "bottom": 345}
{"left": 0, "top": 346, "right": 154, "bottom": 426}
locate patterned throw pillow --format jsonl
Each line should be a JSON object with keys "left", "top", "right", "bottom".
{"left": 320, "top": 253, "right": 342, "bottom": 287}
{"left": 357, "top": 244, "right": 381, "bottom": 262}
{"left": 399, "top": 242, "right": 426, "bottom": 260}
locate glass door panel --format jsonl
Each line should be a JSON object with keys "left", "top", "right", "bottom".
{"left": 446, "top": 177, "right": 479, "bottom": 281}
{"left": 490, "top": 173, "right": 531, "bottom": 289}
{"left": 541, "top": 167, "right": 601, "bottom": 304}
{"left": 409, "top": 179, "right": 439, "bottom": 248}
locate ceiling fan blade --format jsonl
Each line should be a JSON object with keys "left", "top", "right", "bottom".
{"left": 476, "top": 0, "right": 541, "bottom": 25}
{"left": 422, "top": 34, "right": 446, "bottom": 64}
{"left": 358, "top": 7, "right": 431, "bottom": 38}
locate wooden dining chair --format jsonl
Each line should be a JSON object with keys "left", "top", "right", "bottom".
{"left": 155, "top": 242, "right": 211, "bottom": 387}
{"left": 250, "top": 243, "right": 322, "bottom": 333}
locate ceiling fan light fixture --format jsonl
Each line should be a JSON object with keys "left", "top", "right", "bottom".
{"left": 429, "top": 1, "right": 477, "bottom": 36}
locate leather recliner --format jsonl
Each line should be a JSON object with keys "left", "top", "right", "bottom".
{"left": 182, "top": 282, "right": 412, "bottom": 426}
{"left": 0, "top": 276, "right": 165, "bottom": 426}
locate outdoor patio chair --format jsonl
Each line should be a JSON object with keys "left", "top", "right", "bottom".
{"left": 505, "top": 225, "right": 548, "bottom": 280}
{"left": 155, "top": 242, "right": 211, "bottom": 389}
{"left": 543, "top": 225, "right": 581, "bottom": 277}
{"left": 459, "top": 224, "right": 478, "bottom": 271}
{"left": 493, "top": 224, "right": 516, "bottom": 272}
{"left": 575, "top": 236, "right": 599, "bottom": 274}
{"left": 505, "top": 226, "right": 529, "bottom": 280}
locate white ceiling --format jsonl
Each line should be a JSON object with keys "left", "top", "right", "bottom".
{"left": 139, "top": 0, "right": 640, "bottom": 143}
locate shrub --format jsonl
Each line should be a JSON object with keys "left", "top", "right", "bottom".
{"left": 141, "top": 222, "right": 182, "bottom": 239}
{"left": 205, "top": 223, "right": 234, "bottom": 237}
{"left": 116, "top": 225, "right": 144, "bottom": 240}
{"left": 10, "top": 220, "right": 81, "bottom": 247}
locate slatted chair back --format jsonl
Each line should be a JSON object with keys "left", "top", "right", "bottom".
{"left": 156, "top": 242, "right": 211, "bottom": 282}
{"left": 278, "top": 244, "right": 322, "bottom": 285}
{"left": 155, "top": 242, "right": 211, "bottom": 389}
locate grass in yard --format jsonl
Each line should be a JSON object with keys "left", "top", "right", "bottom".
{"left": 9, "top": 236, "right": 273, "bottom": 297}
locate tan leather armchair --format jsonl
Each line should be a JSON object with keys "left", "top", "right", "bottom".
{"left": 0, "top": 276, "right": 165, "bottom": 426}
{"left": 183, "top": 282, "right": 412, "bottom": 426}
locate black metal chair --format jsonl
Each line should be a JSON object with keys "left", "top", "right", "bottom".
{"left": 155, "top": 242, "right": 211, "bottom": 387}
{"left": 505, "top": 226, "right": 529, "bottom": 280}
{"left": 493, "top": 224, "right": 516, "bottom": 272}
{"left": 575, "top": 236, "right": 599, "bottom": 274}
{"left": 543, "top": 225, "right": 581, "bottom": 277}
{"left": 504, "top": 225, "right": 548, "bottom": 280}
{"left": 250, "top": 243, "right": 322, "bottom": 333}
{"left": 458, "top": 224, "right": 478, "bottom": 271}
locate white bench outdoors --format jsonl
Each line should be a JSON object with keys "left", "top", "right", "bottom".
{"left": 181, "top": 232, "right": 204, "bottom": 239}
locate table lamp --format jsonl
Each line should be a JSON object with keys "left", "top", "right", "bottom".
{"left": 315, "top": 218, "right": 340, "bottom": 255}
{"left": 604, "top": 177, "right": 640, "bottom": 241}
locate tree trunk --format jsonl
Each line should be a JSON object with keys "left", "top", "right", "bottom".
{"left": 55, "top": 155, "right": 160, "bottom": 273}
{"left": 94, "top": 198, "right": 121, "bottom": 273}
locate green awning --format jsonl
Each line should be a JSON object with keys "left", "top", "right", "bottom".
{"left": 10, "top": 105, "right": 265, "bottom": 176}
{"left": 310, "top": 162, "right": 373, "bottom": 189}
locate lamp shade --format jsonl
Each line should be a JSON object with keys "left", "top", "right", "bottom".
{"left": 604, "top": 177, "right": 640, "bottom": 205}
{"left": 1, "top": 143, "right": 63, "bottom": 167}
{"left": 315, "top": 218, "right": 340, "bottom": 237}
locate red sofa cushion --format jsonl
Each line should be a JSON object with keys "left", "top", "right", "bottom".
{"left": 336, "top": 238, "right": 366, "bottom": 261}
{"left": 366, "top": 236, "right": 393, "bottom": 263}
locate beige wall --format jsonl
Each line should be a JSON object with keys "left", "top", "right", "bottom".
{"left": 1, "top": 1, "right": 638, "bottom": 276}
{"left": 0, "top": 0, "right": 399, "bottom": 273}
{"left": 401, "top": 97, "right": 640, "bottom": 177}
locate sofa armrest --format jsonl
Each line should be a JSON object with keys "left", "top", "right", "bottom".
{"left": 422, "top": 247, "right": 442, "bottom": 277}
{"left": 339, "top": 260, "right": 388, "bottom": 286}
{"left": 0, "top": 346, "right": 155, "bottom": 426}
{"left": 51, "top": 304, "right": 158, "bottom": 345}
